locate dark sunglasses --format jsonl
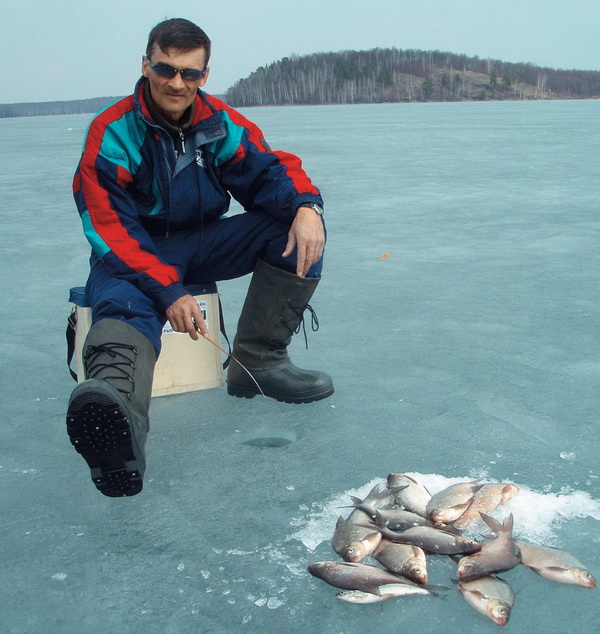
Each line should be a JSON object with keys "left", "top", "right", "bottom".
{"left": 144, "top": 56, "right": 207, "bottom": 81}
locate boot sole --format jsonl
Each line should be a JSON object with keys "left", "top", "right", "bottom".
{"left": 227, "top": 383, "right": 334, "bottom": 404}
{"left": 67, "top": 387, "right": 144, "bottom": 497}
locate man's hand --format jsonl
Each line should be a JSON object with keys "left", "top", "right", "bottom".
{"left": 166, "top": 294, "right": 209, "bottom": 341}
{"left": 282, "top": 206, "right": 325, "bottom": 277}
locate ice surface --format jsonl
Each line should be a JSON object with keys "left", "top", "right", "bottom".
{"left": 1, "top": 101, "right": 599, "bottom": 632}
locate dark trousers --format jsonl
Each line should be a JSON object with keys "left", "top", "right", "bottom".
{"left": 86, "top": 212, "right": 325, "bottom": 355}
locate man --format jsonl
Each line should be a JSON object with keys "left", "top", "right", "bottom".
{"left": 67, "top": 18, "right": 333, "bottom": 498}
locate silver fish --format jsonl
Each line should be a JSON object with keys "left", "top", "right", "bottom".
{"left": 332, "top": 509, "right": 381, "bottom": 562}
{"left": 386, "top": 473, "right": 431, "bottom": 517}
{"left": 373, "top": 539, "right": 429, "bottom": 584}
{"left": 349, "top": 498, "right": 428, "bottom": 531}
{"left": 350, "top": 482, "right": 408, "bottom": 509}
{"left": 515, "top": 541, "right": 597, "bottom": 588}
{"left": 426, "top": 481, "right": 481, "bottom": 524}
{"left": 336, "top": 582, "right": 438, "bottom": 603}
{"left": 457, "top": 513, "right": 520, "bottom": 582}
{"left": 365, "top": 511, "right": 482, "bottom": 555}
{"left": 453, "top": 576, "right": 515, "bottom": 626}
{"left": 453, "top": 483, "right": 519, "bottom": 531}
{"left": 308, "top": 561, "right": 415, "bottom": 595}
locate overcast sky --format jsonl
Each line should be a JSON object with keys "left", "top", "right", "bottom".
{"left": 1, "top": 0, "right": 598, "bottom": 103}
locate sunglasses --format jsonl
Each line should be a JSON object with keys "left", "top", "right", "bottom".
{"left": 144, "top": 56, "right": 207, "bottom": 81}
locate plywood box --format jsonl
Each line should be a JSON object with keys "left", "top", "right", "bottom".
{"left": 69, "top": 285, "right": 224, "bottom": 398}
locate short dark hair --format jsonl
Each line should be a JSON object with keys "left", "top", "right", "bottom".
{"left": 146, "top": 18, "right": 211, "bottom": 64}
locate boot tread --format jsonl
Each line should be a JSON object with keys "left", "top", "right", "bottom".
{"left": 67, "top": 389, "right": 143, "bottom": 497}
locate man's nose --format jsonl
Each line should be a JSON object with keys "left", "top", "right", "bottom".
{"left": 168, "top": 72, "right": 186, "bottom": 89}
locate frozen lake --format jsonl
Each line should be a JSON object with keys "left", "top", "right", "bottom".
{"left": 0, "top": 99, "right": 599, "bottom": 632}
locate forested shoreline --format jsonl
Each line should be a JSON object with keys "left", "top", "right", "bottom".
{"left": 225, "top": 48, "right": 600, "bottom": 106}
{"left": 0, "top": 96, "right": 125, "bottom": 119}
{"left": 2, "top": 48, "right": 599, "bottom": 118}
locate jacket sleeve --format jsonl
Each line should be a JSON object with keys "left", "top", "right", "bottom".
{"left": 205, "top": 96, "right": 324, "bottom": 219}
{"left": 73, "top": 100, "right": 188, "bottom": 312}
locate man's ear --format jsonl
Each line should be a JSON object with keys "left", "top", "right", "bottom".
{"left": 199, "top": 66, "right": 210, "bottom": 87}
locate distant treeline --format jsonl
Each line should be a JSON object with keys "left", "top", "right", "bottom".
{"left": 3, "top": 48, "right": 599, "bottom": 117}
{"left": 225, "top": 48, "right": 600, "bottom": 107}
{"left": 0, "top": 97, "right": 123, "bottom": 119}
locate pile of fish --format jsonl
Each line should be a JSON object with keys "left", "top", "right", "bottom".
{"left": 307, "top": 474, "right": 596, "bottom": 626}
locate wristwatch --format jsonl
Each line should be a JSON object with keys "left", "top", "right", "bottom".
{"left": 302, "top": 203, "right": 324, "bottom": 216}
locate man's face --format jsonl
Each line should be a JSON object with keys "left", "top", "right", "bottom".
{"left": 142, "top": 46, "right": 210, "bottom": 124}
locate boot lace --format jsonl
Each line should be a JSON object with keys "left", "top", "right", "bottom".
{"left": 272, "top": 302, "right": 320, "bottom": 351}
{"left": 84, "top": 342, "right": 138, "bottom": 399}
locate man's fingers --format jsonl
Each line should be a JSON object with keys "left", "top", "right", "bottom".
{"left": 192, "top": 313, "right": 209, "bottom": 339}
{"left": 282, "top": 232, "right": 296, "bottom": 258}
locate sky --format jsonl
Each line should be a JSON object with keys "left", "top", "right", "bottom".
{"left": 1, "top": 0, "right": 598, "bottom": 104}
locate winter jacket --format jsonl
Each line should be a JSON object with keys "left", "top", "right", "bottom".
{"left": 73, "top": 77, "right": 323, "bottom": 312}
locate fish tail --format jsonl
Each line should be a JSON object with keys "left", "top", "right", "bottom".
{"left": 480, "top": 512, "right": 513, "bottom": 534}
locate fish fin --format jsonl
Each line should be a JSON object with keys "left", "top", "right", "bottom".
{"left": 357, "top": 522, "right": 381, "bottom": 531}
{"left": 521, "top": 564, "right": 545, "bottom": 577}
{"left": 380, "top": 484, "right": 409, "bottom": 498}
{"left": 351, "top": 502, "right": 377, "bottom": 519}
{"left": 349, "top": 495, "right": 363, "bottom": 506}
{"left": 363, "top": 484, "right": 382, "bottom": 502}
{"left": 364, "top": 531, "right": 382, "bottom": 543}
{"left": 423, "top": 583, "right": 450, "bottom": 597}
{"left": 438, "top": 523, "right": 458, "bottom": 534}
{"left": 500, "top": 483, "right": 519, "bottom": 503}
{"left": 366, "top": 586, "right": 383, "bottom": 596}
{"left": 373, "top": 509, "right": 387, "bottom": 527}
{"left": 479, "top": 512, "right": 506, "bottom": 534}
{"left": 335, "top": 515, "right": 346, "bottom": 531}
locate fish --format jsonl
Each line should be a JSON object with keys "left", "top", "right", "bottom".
{"left": 386, "top": 473, "right": 431, "bottom": 517}
{"left": 373, "top": 539, "right": 429, "bottom": 584}
{"left": 456, "top": 513, "right": 520, "bottom": 582}
{"left": 344, "top": 483, "right": 411, "bottom": 516}
{"left": 426, "top": 481, "right": 482, "bottom": 524}
{"left": 453, "top": 483, "right": 519, "bottom": 532}
{"left": 453, "top": 576, "right": 515, "bottom": 626}
{"left": 351, "top": 482, "right": 408, "bottom": 509}
{"left": 308, "top": 561, "right": 420, "bottom": 595}
{"left": 336, "top": 582, "right": 439, "bottom": 603}
{"left": 363, "top": 511, "right": 482, "bottom": 555}
{"left": 515, "top": 541, "right": 596, "bottom": 589}
{"left": 332, "top": 509, "right": 381, "bottom": 562}
{"left": 348, "top": 498, "right": 428, "bottom": 531}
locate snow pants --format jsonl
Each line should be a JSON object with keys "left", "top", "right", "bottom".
{"left": 85, "top": 212, "right": 325, "bottom": 356}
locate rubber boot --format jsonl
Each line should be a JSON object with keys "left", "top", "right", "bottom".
{"left": 227, "top": 259, "right": 334, "bottom": 403}
{"left": 66, "top": 319, "right": 155, "bottom": 497}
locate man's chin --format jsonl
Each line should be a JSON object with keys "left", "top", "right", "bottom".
{"left": 156, "top": 102, "right": 187, "bottom": 124}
